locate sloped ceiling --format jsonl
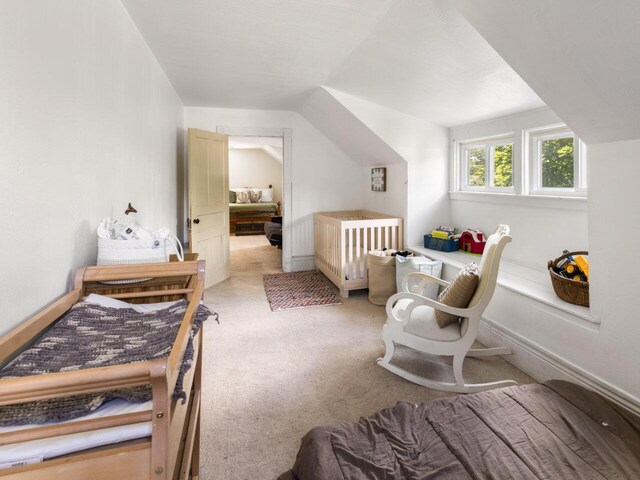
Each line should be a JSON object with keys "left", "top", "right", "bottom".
{"left": 325, "top": 0, "right": 544, "bottom": 126}
{"left": 454, "top": 0, "right": 640, "bottom": 144}
{"left": 122, "top": 0, "right": 545, "bottom": 127}
{"left": 298, "top": 87, "right": 404, "bottom": 166}
{"left": 121, "top": 0, "right": 396, "bottom": 109}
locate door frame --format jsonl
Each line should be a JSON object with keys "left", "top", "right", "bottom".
{"left": 216, "top": 126, "right": 292, "bottom": 272}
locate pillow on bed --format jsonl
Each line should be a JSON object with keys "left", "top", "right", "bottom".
{"left": 229, "top": 190, "right": 237, "bottom": 203}
{"left": 84, "top": 293, "right": 179, "bottom": 313}
{"left": 435, "top": 263, "right": 479, "bottom": 328}
{"left": 236, "top": 191, "right": 251, "bottom": 203}
{"left": 254, "top": 187, "right": 273, "bottom": 203}
{"left": 249, "top": 190, "right": 262, "bottom": 203}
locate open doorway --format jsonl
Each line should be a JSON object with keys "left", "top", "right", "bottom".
{"left": 228, "top": 135, "right": 284, "bottom": 270}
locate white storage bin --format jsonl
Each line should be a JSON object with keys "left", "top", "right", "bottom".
{"left": 395, "top": 255, "right": 443, "bottom": 299}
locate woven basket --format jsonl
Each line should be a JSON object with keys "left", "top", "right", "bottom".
{"left": 548, "top": 251, "right": 589, "bottom": 307}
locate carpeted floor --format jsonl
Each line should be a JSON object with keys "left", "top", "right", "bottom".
{"left": 200, "top": 235, "right": 533, "bottom": 479}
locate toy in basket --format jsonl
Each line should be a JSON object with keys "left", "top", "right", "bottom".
{"left": 97, "top": 203, "right": 184, "bottom": 284}
{"left": 548, "top": 250, "right": 589, "bottom": 307}
{"left": 424, "top": 226, "right": 459, "bottom": 252}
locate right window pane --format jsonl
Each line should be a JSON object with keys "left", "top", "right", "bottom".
{"left": 541, "top": 136, "right": 574, "bottom": 188}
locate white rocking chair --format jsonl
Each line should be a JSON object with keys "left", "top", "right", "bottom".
{"left": 377, "top": 225, "right": 515, "bottom": 393}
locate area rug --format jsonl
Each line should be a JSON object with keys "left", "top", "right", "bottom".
{"left": 263, "top": 270, "right": 342, "bottom": 311}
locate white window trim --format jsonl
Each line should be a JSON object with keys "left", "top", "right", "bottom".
{"left": 526, "top": 125, "right": 587, "bottom": 197}
{"left": 459, "top": 134, "right": 515, "bottom": 194}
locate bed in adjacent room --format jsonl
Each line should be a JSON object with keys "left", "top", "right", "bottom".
{"left": 229, "top": 185, "right": 281, "bottom": 234}
{"left": 280, "top": 380, "right": 640, "bottom": 479}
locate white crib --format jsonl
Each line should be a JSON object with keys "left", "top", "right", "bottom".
{"left": 314, "top": 210, "right": 403, "bottom": 297}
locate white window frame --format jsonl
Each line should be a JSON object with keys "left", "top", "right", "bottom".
{"left": 459, "top": 135, "right": 515, "bottom": 193}
{"left": 526, "top": 125, "right": 587, "bottom": 197}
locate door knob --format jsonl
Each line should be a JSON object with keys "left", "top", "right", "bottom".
{"left": 193, "top": 219, "right": 200, "bottom": 224}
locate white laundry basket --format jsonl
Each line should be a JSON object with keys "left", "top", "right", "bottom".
{"left": 97, "top": 235, "right": 184, "bottom": 283}
{"left": 395, "top": 255, "right": 443, "bottom": 299}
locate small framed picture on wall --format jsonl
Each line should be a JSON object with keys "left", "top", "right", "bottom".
{"left": 371, "top": 167, "right": 386, "bottom": 192}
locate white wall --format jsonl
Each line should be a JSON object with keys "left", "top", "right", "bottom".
{"left": 229, "top": 149, "right": 283, "bottom": 205}
{"left": 184, "top": 107, "right": 364, "bottom": 266}
{"left": 323, "top": 88, "right": 450, "bottom": 245}
{"left": 449, "top": 108, "right": 588, "bottom": 270}
{"left": 0, "top": 0, "right": 184, "bottom": 335}
{"left": 362, "top": 163, "right": 407, "bottom": 220}
{"left": 586, "top": 139, "right": 640, "bottom": 400}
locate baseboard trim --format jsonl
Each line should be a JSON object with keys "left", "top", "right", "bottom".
{"left": 283, "top": 255, "right": 314, "bottom": 272}
{"left": 479, "top": 315, "right": 640, "bottom": 415}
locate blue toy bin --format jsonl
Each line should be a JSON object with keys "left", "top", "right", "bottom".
{"left": 423, "top": 234, "right": 459, "bottom": 253}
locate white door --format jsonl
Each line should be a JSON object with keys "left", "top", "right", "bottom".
{"left": 188, "top": 128, "right": 230, "bottom": 288}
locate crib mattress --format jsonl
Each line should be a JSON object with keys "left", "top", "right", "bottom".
{"left": 317, "top": 246, "right": 368, "bottom": 281}
{"left": 0, "top": 398, "right": 152, "bottom": 469}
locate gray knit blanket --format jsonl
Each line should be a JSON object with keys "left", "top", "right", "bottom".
{"left": 0, "top": 300, "right": 214, "bottom": 426}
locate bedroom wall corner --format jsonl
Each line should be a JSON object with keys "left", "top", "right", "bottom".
{"left": 362, "top": 163, "right": 407, "bottom": 221}
{"left": 319, "top": 88, "right": 450, "bottom": 246}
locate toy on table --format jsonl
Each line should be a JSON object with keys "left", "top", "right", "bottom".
{"left": 459, "top": 229, "right": 486, "bottom": 255}
{"left": 424, "top": 226, "right": 459, "bottom": 252}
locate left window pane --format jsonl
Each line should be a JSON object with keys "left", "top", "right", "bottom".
{"left": 468, "top": 148, "right": 486, "bottom": 187}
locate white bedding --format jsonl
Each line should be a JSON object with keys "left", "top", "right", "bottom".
{"left": 0, "top": 399, "right": 153, "bottom": 469}
{"left": 0, "top": 295, "right": 178, "bottom": 469}
{"left": 344, "top": 247, "right": 368, "bottom": 280}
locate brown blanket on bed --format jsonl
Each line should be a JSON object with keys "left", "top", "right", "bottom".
{"left": 281, "top": 381, "right": 640, "bottom": 479}
{"left": 0, "top": 300, "right": 213, "bottom": 426}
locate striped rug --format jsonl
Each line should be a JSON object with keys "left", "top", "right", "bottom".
{"left": 263, "top": 270, "right": 342, "bottom": 311}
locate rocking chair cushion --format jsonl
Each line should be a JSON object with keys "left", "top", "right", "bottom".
{"left": 394, "top": 299, "right": 461, "bottom": 342}
{"left": 435, "top": 262, "right": 479, "bottom": 328}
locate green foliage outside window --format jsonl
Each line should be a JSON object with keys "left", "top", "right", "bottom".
{"left": 541, "top": 137, "right": 574, "bottom": 188}
{"left": 493, "top": 144, "right": 513, "bottom": 187}
{"left": 468, "top": 148, "right": 485, "bottom": 186}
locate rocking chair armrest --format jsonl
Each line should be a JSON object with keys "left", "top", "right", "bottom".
{"left": 386, "top": 292, "right": 473, "bottom": 325}
{"left": 401, "top": 272, "right": 450, "bottom": 293}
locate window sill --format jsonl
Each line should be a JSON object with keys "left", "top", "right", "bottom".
{"left": 408, "top": 245, "right": 599, "bottom": 325}
{"left": 449, "top": 191, "right": 587, "bottom": 211}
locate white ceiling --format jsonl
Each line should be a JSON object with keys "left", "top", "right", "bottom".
{"left": 326, "top": 0, "right": 544, "bottom": 126}
{"left": 122, "top": 0, "right": 545, "bottom": 126}
{"left": 122, "top": 0, "right": 395, "bottom": 109}
{"left": 454, "top": 0, "right": 640, "bottom": 144}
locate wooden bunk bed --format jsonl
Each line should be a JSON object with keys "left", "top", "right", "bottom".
{"left": 0, "top": 258, "right": 206, "bottom": 480}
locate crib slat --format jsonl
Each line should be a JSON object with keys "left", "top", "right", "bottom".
{"left": 336, "top": 226, "right": 340, "bottom": 277}
{"left": 341, "top": 227, "right": 347, "bottom": 281}
{"left": 349, "top": 228, "right": 355, "bottom": 280}
{"left": 355, "top": 227, "right": 361, "bottom": 280}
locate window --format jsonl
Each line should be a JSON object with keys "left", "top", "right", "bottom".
{"left": 454, "top": 124, "right": 587, "bottom": 199}
{"left": 460, "top": 136, "right": 514, "bottom": 192}
{"left": 528, "top": 126, "right": 587, "bottom": 196}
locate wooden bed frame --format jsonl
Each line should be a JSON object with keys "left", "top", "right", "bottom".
{"left": 229, "top": 184, "right": 281, "bottom": 234}
{"left": 0, "top": 258, "right": 206, "bottom": 480}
